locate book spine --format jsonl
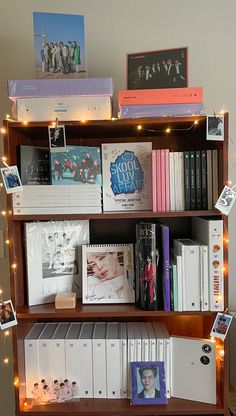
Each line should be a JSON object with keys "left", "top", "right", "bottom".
{"left": 189, "top": 151, "right": 196, "bottom": 210}
{"left": 161, "top": 225, "right": 171, "bottom": 312}
{"left": 160, "top": 149, "right": 166, "bottom": 211}
{"left": 183, "top": 151, "right": 190, "bottom": 210}
{"left": 169, "top": 152, "right": 175, "bottom": 211}
{"left": 207, "top": 149, "right": 213, "bottom": 210}
{"left": 156, "top": 149, "right": 162, "bottom": 212}
{"left": 212, "top": 150, "right": 219, "bottom": 206}
{"left": 209, "top": 221, "right": 224, "bottom": 311}
{"left": 201, "top": 150, "right": 208, "bottom": 210}
{"left": 165, "top": 149, "right": 170, "bottom": 212}
{"left": 195, "top": 150, "right": 202, "bottom": 210}
{"left": 152, "top": 150, "right": 157, "bottom": 212}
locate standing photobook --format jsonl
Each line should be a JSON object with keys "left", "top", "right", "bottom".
{"left": 102, "top": 142, "right": 152, "bottom": 211}
{"left": 82, "top": 244, "right": 135, "bottom": 304}
{"left": 25, "top": 220, "right": 89, "bottom": 306}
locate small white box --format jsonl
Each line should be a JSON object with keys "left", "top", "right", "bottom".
{"left": 15, "top": 96, "right": 112, "bottom": 122}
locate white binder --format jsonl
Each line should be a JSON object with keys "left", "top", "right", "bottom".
{"left": 38, "top": 323, "right": 58, "bottom": 385}
{"left": 51, "top": 323, "right": 70, "bottom": 381}
{"left": 78, "top": 322, "right": 94, "bottom": 398}
{"left": 106, "top": 322, "right": 121, "bottom": 398}
{"left": 171, "top": 336, "right": 216, "bottom": 404}
{"left": 65, "top": 322, "right": 81, "bottom": 397}
{"left": 119, "top": 322, "right": 128, "bottom": 398}
{"left": 160, "top": 322, "right": 171, "bottom": 399}
{"left": 133, "top": 322, "right": 141, "bottom": 362}
{"left": 140, "top": 322, "right": 149, "bottom": 362}
{"left": 92, "top": 322, "right": 107, "bottom": 398}
{"left": 145, "top": 322, "right": 156, "bottom": 361}
{"left": 151, "top": 322, "right": 164, "bottom": 361}
{"left": 24, "top": 323, "right": 45, "bottom": 398}
{"left": 127, "top": 322, "right": 135, "bottom": 398}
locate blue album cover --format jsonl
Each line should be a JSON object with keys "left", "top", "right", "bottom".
{"left": 131, "top": 361, "right": 167, "bottom": 405}
{"left": 50, "top": 146, "right": 102, "bottom": 185}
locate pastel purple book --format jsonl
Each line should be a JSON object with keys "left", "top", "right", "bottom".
{"left": 119, "top": 103, "right": 204, "bottom": 119}
{"left": 8, "top": 78, "right": 114, "bottom": 102}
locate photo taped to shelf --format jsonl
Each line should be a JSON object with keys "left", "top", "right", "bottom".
{"left": 130, "top": 361, "right": 167, "bottom": 405}
{"left": 215, "top": 185, "right": 236, "bottom": 215}
{"left": 127, "top": 47, "right": 188, "bottom": 90}
{"left": 210, "top": 312, "right": 233, "bottom": 340}
{"left": 0, "top": 299, "right": 18, "bottom": 330}
{"left": 48, "top": 125, "right": 66, "bottom": 151}
{"left": 207, "top": 115, "right": 224, "bottom": 141}
{"left": 0, "top": 165, "right": 23, "bottom": 194}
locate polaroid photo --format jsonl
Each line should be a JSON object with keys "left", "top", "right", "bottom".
{"left": 82, "top": 243, "right": 135, "bottom": 304}
{"left": 215, "top": 185, "right": 236, "bottom": 215}
{"left": 127, "top": 47, "right": 188, "bottom": 90}
{"left": 0, "top": 300, "right": 18, "bottom": 330}
{"left": 130, "top": 361, "right": 167, "bottom": 405}
{"left": 48, "top": 125, "right": 66, "bottom": 152}
{"left": 0, "top": 165, "right": 23, "bottom": 194}
{"left": 207, "top": 115, "right": 224, "bottom": 141}
{"left": 210, "top": 312, "right": 233, "bottom": 340}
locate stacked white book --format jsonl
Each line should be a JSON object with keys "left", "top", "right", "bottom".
{"left": 8, "top": 78, "right": 114, "bottom": 121}
{"left": 13, "top": 185, "right": 102, "bottom": 215}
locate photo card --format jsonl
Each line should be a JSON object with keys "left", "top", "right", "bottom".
{"left": 82, "top": 243, "right": 135, "bottom": 304}
{"left": 207, "top": 115, "right": 224, "bottom": 141}
{"left": 215, "top": 185, "right": 236, "bottom": 215}
{"left": 0, "top": 299, "right": 18, "bottom": 330}
{"left": 0, "top": 165, "right": 23, "bottom": 194}
{"left": 130, "top": 361, "right": 167, "bottom": 405}
{"left": 48, "top": 125, "right": 66, "bottom": 151}
{"left": 210, "top": 312, "right": 233, "bottom": 340}
{"left": 127, "top": 47, "right": 188, "bottom": 90}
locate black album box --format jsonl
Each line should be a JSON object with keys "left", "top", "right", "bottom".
{"left": 19, "top": 145, "right": 50, "bottom": 185}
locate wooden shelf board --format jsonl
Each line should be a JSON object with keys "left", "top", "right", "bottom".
{"left": 16, "top": 397, "right": 225, "bottom": 416}
{"left": 16, "top": 303, "right": 216, "bottom": 320}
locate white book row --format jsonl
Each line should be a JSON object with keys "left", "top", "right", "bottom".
{"left": 24, "top": 321, "right": 170, "bottom": 400}
{"left": 171, "top": 217, "right": 224, "bottom": 312}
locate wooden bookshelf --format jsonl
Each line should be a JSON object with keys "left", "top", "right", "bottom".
{"left": 4, "top": 115, "right": 229, "bottom": 416}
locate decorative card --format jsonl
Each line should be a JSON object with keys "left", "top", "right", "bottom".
{"left": 19, "top": 145, "right": 50, "bottom": 185}
{"left": 207, "top": 115, "right": 224, "bottom": 141}
{"left": 210, "top": 312, "right": 233, "bottom": 340}
{"left": 82, "top": 244, "right": 135, "bottom": 304}
{"left": 25, "top": 220, "right": 89, "bottom": 306}
{"left": 102, "top": 142, "right": 152, "bottom": 211}
{"left": 130, "top": 361, "right": 167, "bottom": 405}
{"left": 50, "top": 146, "right": 101, "bottom": 186}
{"left": 0, "top": 300, "right": 18, "bottom": 330}
{"left": 1, "top": 165, "right": 23, "bottom": 194}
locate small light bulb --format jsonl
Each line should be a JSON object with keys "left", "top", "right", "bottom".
{"left": 224, "top": 238, "right": 229, "bottom": 243}
{"left": 219, "top": 349, "right": 224, "bottom": 358}
{"left": 6, "top": 114, "right": 10, "bottom": 119}
{"left": 22, "top": 121, "right": 28, "bottom": 126}
{"left": 14, "top": 378, "right": 19, "bottom": 386}
{"left": 51, "top": 122, "right": 56, "bottom": 128}
{"left": 80, "top": 119, "right": 87, "bottom": 123}
{"left": 12, "top": 263, "right": 17, "bottom": 270}
{"left": 5, "top": 239, "right": 10, "bottom": 245}
{"left": 5, "top": 330, "right": 10, "bottom": 336}
{"left": 1, "top": 156, "right": 7, "bottom": 163}
{"left": 24, "top": 401, "right": 28, "bottom": 407}
{"left": 0, "top": 127, "right": 6, "bottom": 134}
{"left": 137, "top": 125, "right": 142, "bottom": 130}
{"left": 228, "top": 180, "right": 232, "bottom": 186}
{"left": 3, "top": 357, "right": 9, "bottom": 364}
{"left": 1, "top": 210, "right": 6, "bottom": 216}
{"left": 111, "top": 117, "right": 116, "bottom": 121}
{"left": 194, "top": 120, "right": 199, "bottom": 125}
{"left": 165, "top": 128, "right": 171, "bottom": 133}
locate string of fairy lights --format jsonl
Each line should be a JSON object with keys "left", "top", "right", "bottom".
{"left": 0, "top": 112, "right": 229, "bottom": 385}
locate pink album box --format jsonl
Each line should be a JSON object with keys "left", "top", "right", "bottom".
{"left": 8, "top": 78, "right": 114, "bottom": 102}
{"left": 118, "top": 87, "right": 203, "bottom": 106}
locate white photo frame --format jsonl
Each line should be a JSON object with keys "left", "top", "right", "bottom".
{"left": 25, "top": 220, "right": 89, "bottom": 306}
{"left": 210, "top": 312, "right": 233, "bottom": 340}
{"left": 207, "top": 115, "right": 224, "bottom": 141}
{"left": 48, "top": 125, "right": 66, "bottom": 151}
{"left": 82, "top": 244, "right": 135, "bottom": 304}
{"left": 0, "top": 165, "right": 23, "bottom": 194}
{"left": 0, "top": 299, "right": 18, "bottom": 330}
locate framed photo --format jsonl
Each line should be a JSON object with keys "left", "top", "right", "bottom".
{"left": 82, "top": 244, "right": 135, "bottom": 304}
{"left": 130, "top": 361, "right": 167, "bottom": 405}
{"left": 207, "top": 115, "right": 224, "bottom": 141}
{"left": 127, "top": 47, "right": 188, "bottom": 90}
{"left": 210, "top": 312, "right": 233, "bottom": 340}
{"left": 25, "top": 220, "right": 89, "bottom": 306}
{"left": 215, "top": 185, "right": 236, "bottom": 215}
{"left": 33, "top": 12, "right": 87, "bottom": 79}
{"left": 0, "top": 300, "right": 17, "bottom": 330}
{"left": 0, "top": 165, "right": 23, "bottom": 194}
{"left": 48, "top": 125, "right": 66, "bottom": 151}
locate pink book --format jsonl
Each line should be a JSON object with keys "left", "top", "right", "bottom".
{"left": 118, "top": 87, "right": 203, "bottom": 106}
{"left": 165, "top": 149, "right": 170, "bottom": 211}
{"left": 160, "top": 149, "right": 166, "bottom": 212}
{"left": 152, "top": 150, "right": 157, "bottom": 212}
{"left": 156, "top": 150, "right": 162, "bottom": 212}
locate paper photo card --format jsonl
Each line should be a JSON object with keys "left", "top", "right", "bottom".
{"left": 1, "top": 165, "right": 23, "bottom": 194}
{"left": 82, "top": 244, "right": 135, "bottom": 304}
{"left": 25, "top": 220, "right": 89, "bottom": 306}
{"left": 207, "top": 115, "right": 224, "bottom": 141}
{"left": 210, "top": 312, "right": 233, "bottom": 340}
{"left": 0, "top": 300, "right": 17, "bottom": 330}
{"left": 130, "top": 361, "right": 167, "bottom": 405}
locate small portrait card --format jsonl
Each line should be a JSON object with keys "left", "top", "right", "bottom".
{"left": 0, "top": 165, "right": 23, "bottom": 194}
{"left": 130, "top": 361, "right": 167, "bottom": 405}
{"left": 207, "top": 115, "right": 224, "bottom": 141}
{"left": 210, "top": 312, "right": 233, "bottom": 340}
{"left": 0, "top": 299, "right": 18, "bottom": 330}
{"left": 215, "top": 185, "right": 236, "bottom": 215}
{"left": 48, "top": 125, "right": 66, "bottom": 151}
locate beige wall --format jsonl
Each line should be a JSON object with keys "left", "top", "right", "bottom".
{"left": 0, "top": 1, "right": 236, "bottom": 414}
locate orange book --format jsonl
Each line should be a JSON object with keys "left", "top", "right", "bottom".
{"left": 118, "top": 87, "right": 203, "bottom": 106}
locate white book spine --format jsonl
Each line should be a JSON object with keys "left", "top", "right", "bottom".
{"left": 24, "top": 339, "right": 40, "bottom": 398}
{"left": 200, "top": 245, "right": 209, "bottom": 311}
{"left": 78, "top": 339, "right": 93, "bottom": 398}
{"left": 164, "top": 338, "right": 171, "bottom": 398}
{"left": 93, "top": 338, "right": 107, "bottom": 398}
{"left": 51, "top": 339, "right": 66, "bottom": 380}
{"left": 65, "top": 340, "right": 80, "bottom": 388}
{"left": 106, "top": 339, "right": 121, "bottom": 398}
{"left": 169, "top": 152, "right": 176, "bottom": 211}
{"left": 38, "top": 339, "right": 53, "bottom": 384}
{"left": 209, "top": 221, "right": 224, "bottom": 311}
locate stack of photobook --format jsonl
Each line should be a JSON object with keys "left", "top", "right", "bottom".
{"left": 7, "top": 77, "right": 113, "bottom": 121}
{"left": 118, "top": 86, "right": 204, "bottom": 118}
